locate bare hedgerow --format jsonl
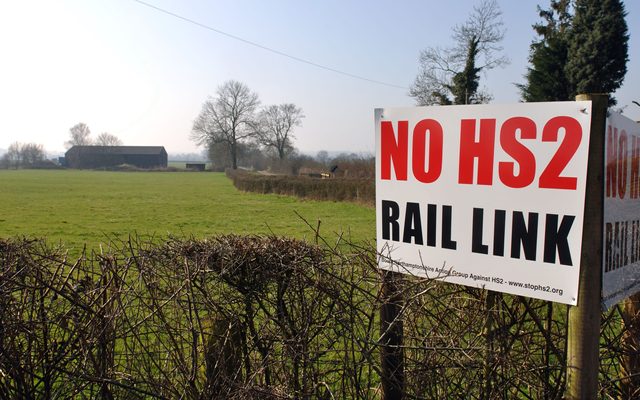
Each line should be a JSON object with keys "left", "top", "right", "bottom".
{"left": 0, "top": 235, "right": 637, "bottom": 399}
{"left": 226, "top": 169, "right": 375, "bottom": 206}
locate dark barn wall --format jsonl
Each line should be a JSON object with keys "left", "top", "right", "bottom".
{"left": 186, "top": 163, "right": 206, "bottom": 171}
{"left": 122, "top": 154, "right": 165, "bottom": 169}
{"left": 65, "top": 146, "right": 168, "bottom": 169}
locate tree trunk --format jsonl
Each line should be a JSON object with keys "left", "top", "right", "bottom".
{"left": 231, "top": 141, "right": 238, "bottom": 170}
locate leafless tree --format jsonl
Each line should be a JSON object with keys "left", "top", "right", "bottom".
{"left": 0, "top": 142, "right": 46, "bottom": 168}
{"left": 256, "top": 104, "right": 304, "bottom": 160}
{"left": 65, "top": 122, "right": 92, "bottom": 148}
{"left": 409, "top": 0, "right": 508, "bottom": 105}
{"left": 1, "top": 142, "right": 22, "bottom": 168}
{"left": 95, "top": 132, "right": 123, "bottom": 146}
{"left": 20, "top": 143, "right": 46, "bottom": 166}
{"left": 208, "top": 141, "right": 268, "bottom": 172}
{"left": 316, "top": 150, "right": 330, "bottom": 166}
{"left": 191, "top": 80, "right": 260, "bottom": 169}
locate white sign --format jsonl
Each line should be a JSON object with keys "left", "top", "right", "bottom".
{"left": 376, "top": 102, "right": 592, "bottom": 305}
{"left": 602, "top": 112, "right": 640, "bottom": 309}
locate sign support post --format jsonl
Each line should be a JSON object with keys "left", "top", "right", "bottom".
{"left": 380, "top": 270, "right": 404, "bottom": 400}
{"left": 565, "top": 93, "right": 608, "bottom": 399}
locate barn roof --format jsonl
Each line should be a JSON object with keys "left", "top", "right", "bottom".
{"left": 67, "top": 146, "right": 166, "bottom": 155}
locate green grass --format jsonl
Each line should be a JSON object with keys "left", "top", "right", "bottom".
{"left": 0, "top": 170, "right": 375, "bottom": 251}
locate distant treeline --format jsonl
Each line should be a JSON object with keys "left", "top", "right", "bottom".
{"left": 0, "top": 142, "right": 59, "bottom": 169}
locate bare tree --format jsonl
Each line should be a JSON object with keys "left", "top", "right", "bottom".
{"left": 65, "top": 122, "right": 92, "bottom": 148}
{"left": 20, "top": 143, "right": 46, "bottom": 166}
{"left": 409, "top": 0, "right": 508, "bottom": 105}
{"left": 1, "top": 142, "right": 46, "bottom": 168}
{"left": 95, "top": 132, "right": 123, "bottom": 146}
{"left": 316, "top": 150, "right": 330, "bottom": 166}
{"left": 1, "top": 142, "right": 22, "bottom": 168}
{"left": 257, "top": 104, "right": 304, "bottom": 160}
{"left": 191, "top": 80, "right": 260, "bottom": 169}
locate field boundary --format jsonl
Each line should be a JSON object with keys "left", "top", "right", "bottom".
{"left": 226, "top": 169, "right": 375, "bottom": 206}
{"left": 0, "top": 235, "right": 636, "bottom": 398}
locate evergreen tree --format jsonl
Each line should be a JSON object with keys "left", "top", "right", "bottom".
{"left": 519, "top": 0, "right": 573, "bottom": 102}
{"left": 565, "top": 0, "right": 629, "bottom": 104}
{"left": 448, "top": 38, "right": 481, "bottom": 104}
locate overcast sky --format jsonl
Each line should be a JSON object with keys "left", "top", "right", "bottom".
{"left": 1, "top": 0, "right": 638, "bottom": 156}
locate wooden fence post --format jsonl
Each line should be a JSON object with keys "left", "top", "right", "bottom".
{"left": 565, "top": 93, "right": 608, "bottom": 399}
{"left": 380, "top": 270, "right": 404, "bottom": 400}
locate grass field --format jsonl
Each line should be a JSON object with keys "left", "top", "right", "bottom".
{"left": 0, "top": 170, "right": 375, "bottom": 251}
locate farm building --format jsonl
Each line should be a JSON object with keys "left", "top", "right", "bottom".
{"left": 65, "top": 146, "right": 168, "bottom": 169}
{"left": 298, "top": 167, "right": 331, "bottom": 178}
{"left": 186, "top": 163, "right": 206, "bottom": 171}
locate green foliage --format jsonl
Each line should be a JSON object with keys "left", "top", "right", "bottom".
{"left": 565, "top": 0, "right": 629, "bottom": 104}
{"left": 449, "top": 38, "right": 481, "bottom": 104}
{"left": 0, "top": 170, "right": 374, "bottom": 251}
{"left": 520, "top": 0, "right": 629, "bottom": 104}
{"left": 519, "top": 0, "right": 573, "bottom": 102}
{"left": 520, "top": 35, "right": 571, "bottom": 101}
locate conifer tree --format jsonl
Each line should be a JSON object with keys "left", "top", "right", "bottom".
{"left": 519, "top": 0, "right": 572, "bottom": 102}
{"left": 520, "top": 0, "right": 628, "bottom": 105}
{"left": 565, "top": 0, "right": 629, "bottom": 105}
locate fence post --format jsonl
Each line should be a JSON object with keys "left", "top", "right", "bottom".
{"left": 380, "top": 270, "right": 404, "bottom": 400}
{"left": 565, "top": 93, "right": 608, "bottom": 399}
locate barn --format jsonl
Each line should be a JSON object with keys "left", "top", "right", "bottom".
{"left": 65, "top": 146, "right": 168, "bottom": 169}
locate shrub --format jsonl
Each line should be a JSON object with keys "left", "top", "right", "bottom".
{"left": 0, "top": 235, "right": 635, "bottom": 398}
{"left": 226, "top": 169, "right": 375, "bottom": 206}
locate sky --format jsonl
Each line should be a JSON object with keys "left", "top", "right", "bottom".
{"left": 0, "top": 0, "right": 638, "bottom": 157}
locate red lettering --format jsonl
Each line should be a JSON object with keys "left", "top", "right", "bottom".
{"left": 606, "top": 125, "right": 618, "bottom": 197}
{"left": 618, "top": 129, "right": 628, "bottom": 198}
{"left": 539, "top": 116, "right": 582, "bottom": 190}
{"left": 412, "top": 119, "right": 443, "bottom": 183}
{"left": 459, "top": 119, "right": 495, "bottom": 185}
{"left": 632, "top": 135, "right": 639, "bottom": 199}
{"left": 383, "top": 115, "right": 585, "bottom": 190}
{"left": 381, "top": 120, "right": 408, "bottom": 180}
{"left": 498, "top": 117, "right": 537, "bottom": 188}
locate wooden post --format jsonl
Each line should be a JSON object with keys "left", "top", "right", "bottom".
{"left": 482, "top": 291, "right": 498, "bottom": 399}
{"left": 565, "top": 93, "right": 608, "bottom": 399}
{"left": 380, "top": 270, "right": 404, "bottom": 400}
